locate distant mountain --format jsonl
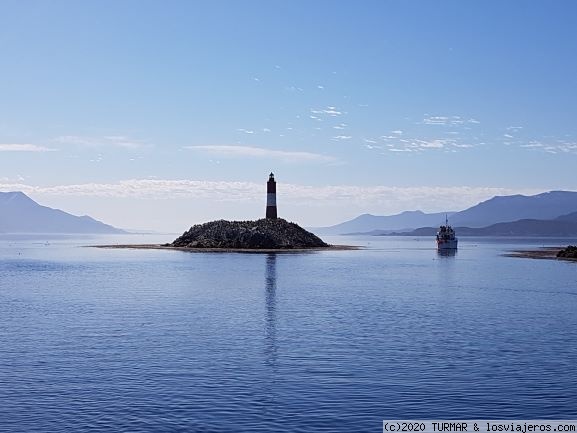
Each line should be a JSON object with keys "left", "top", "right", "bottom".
{"left": 556, "top": 211, "right": 577, "bottom": 222}
{"left": 312, "top": 211, "right": 452, "bottom": 235}
{"left": 0, "top": 191, "right": 125, "bottom": 234}
{"left": 383, "top": 218, "right": 577, "bottom": 237}
{"left": 314, "top": 190, "right": 577, "bottom": 235}
{"left": 449, "top": 191, "right": 577, "bottom": 227}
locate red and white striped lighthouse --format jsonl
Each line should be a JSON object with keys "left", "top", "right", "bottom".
{"left": 266, "top": 172, "right": 277, "bottom": 219}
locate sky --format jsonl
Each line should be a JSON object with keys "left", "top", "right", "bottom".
{"left": 1, "top": 0, "right": 577, "bottom": 232}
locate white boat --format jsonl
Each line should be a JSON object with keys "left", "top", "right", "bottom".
{"left": 436, "top": 216, "right": 458, "bottom": 250}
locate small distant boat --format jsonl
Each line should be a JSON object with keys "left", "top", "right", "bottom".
{"left": 436, "top": 216, "right": 458, "bottom": 250}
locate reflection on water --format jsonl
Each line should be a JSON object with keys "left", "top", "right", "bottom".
{"left": 437, "top": 248, "right": 457, "bottom": 257}
{"left": 3, "top": 236, "right": 577, "bottom": 432}
{"left": 264, "top": 253, "right": 277, "bottom": 368}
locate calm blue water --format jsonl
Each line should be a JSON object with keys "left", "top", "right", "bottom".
{"left": 1, "top": 234, "right": 577, "bottom": 432}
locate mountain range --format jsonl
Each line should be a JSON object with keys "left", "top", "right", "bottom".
{"left": 384, "top": 212, "right": 577, "bottom": 237}
{"left": 313, "top": 191, "right": 577, "bottom": 236}
{"left": 0, "top": 191, "right": 124, "bottom": 234}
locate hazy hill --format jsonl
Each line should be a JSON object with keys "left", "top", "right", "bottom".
{"left": 312, "top": 211, "right": 452, "bottom": 235}
{"left": 0, "top": 191, "right": 125, "bottom": 234}
{"left": 384, "top": 218, "right": 577, "bottom": 237}
{"left": 450, "top": 191, "right": 577, "bottom": 227}
{"left": 314, "top": 191, "right": 577, "bottom": 235}
{"left": 556, "top": 211, "right": 577, "bottom": 222}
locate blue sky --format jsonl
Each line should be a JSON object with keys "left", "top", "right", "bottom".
{"left": 1, "top": 1, "right": 577, "bottom": 231}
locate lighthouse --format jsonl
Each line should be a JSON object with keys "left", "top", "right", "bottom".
{"left": 266, "top": 172, "right": 277, "bottom": 219}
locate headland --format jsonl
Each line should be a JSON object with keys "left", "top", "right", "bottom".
{"left": 505, "top": 245, "right": 577, "bottom": 262}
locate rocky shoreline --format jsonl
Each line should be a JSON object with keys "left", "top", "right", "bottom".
{"left": 505, "top": 246, "right": 577, "bottom": 262}
{"left": 93, "top": 244, "right": 358, "bottom": 253}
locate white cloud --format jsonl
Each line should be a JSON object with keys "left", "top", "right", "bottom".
{"left": 517, "top": 138, "right": 577, "bottom": 154}
{"left": 311, "top": 107, "right": 343, "bottom": 116}
{"left": 520, "top": 142, "right": 543, "bottom": 148}
{"left": 415, "top": 139, "right": 446, "bottom": 148}
{"left": 375, "top": 132, "right": 477, "bottom": 152}
{"left": 422, "top": 115, "right": 474, "bottom": 126}
{"left": 388, "top": 148, "right": 414, "bottom": 152}
{"left": 556, "top": 141, "right": 577, "bottom": 153}
{"left": 423, "top": 116, "right": 450, "bottom": 125}
{"left": 391, "top": 130, "right": 403, "bottom": 135}
{"left": 0, "top": 144, "right": 57, "bottom": 152}
{"left": 1, "top": 179, "right": 545, "bottom": 214}
{"left": 55, "top": 135, "right": 145, "bottom": 149}
{"left": 332, "top": 135, "right": 352, "bottom": 140}
{"left": 236, "top": 129, "right": 255, "bottom": 134}
{"left": 184, "top": 145, "right": 337, "bottom": 163}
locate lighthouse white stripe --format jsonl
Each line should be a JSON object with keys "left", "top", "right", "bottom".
{"left": 267, "top": 193, "right": 276, "bottom": 206}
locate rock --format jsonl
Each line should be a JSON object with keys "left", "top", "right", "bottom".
{"left": 557, "top": 245, "right": 577, "bottom": 259}
{"left": 171, "top": 218, "right": 329, "bottom": 249}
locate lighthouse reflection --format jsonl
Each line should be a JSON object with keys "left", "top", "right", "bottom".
{"left": 264, "top": 253, "right": 278, "bottom": 368}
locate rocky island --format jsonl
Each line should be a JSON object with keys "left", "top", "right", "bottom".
{"left": 171, "top": 218, "right": 328, "bottom": 249}
{"left": 95, "top": 218, "right": 351, "bottom": 253}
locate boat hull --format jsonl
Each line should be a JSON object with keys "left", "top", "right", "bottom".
{"left": 437, "top": 238, "right": 458, "bottom": 250}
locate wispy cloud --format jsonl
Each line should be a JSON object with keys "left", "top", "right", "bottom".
{"left": 54, "top": 135, "right": 145, "bottom": 149}
{"left": 311, "top": 106, "right": 343, "bottom": 117}
{"left": 520, "top": 142, "right": 543, "bottom": 148}
{"left": 422, "top": 115, "right": 480, "bottom": 126}
{"left": 416, "top": 139, "right": 446, "bottom": 148}
{"left": 542, "top": 140, "right": 577, "bottom": 154}
{"left": 512, "top": 136, "right": 577, "bottom": 155}
{"left": 377, "top": 135, "right": 474, "bottom": 152}
{"left": 332, "top": 135, "right": 352, "bottom": 141}
{"left": 184, "top": 145, "right": 337, "bottom": 163}
{"left": 1, "top": 179, "right": 262, "bottom": 200}
{"left": 236, "top": 128, "right": 255, "bottom": 134}
{"left": 0, "top": 144, "right": 57, "bottom": 152}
